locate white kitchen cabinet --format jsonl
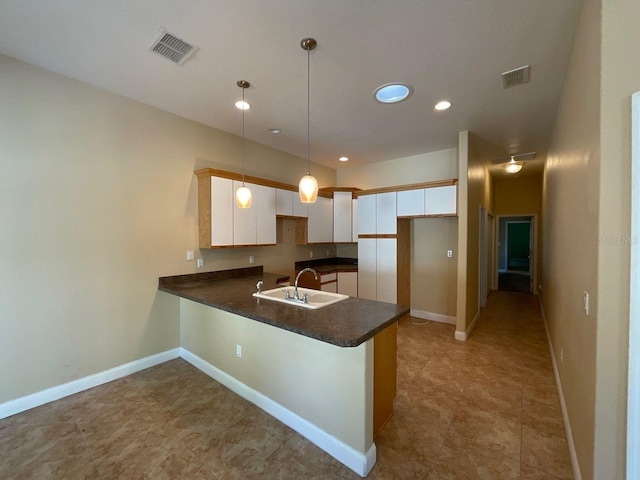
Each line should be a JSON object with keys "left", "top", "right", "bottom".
{"left": 276, "top": 188, "right": 293, "bottom": 216}
{"left": 233, "top": 181, "right": 257, "bottom": 246}
{"left": 357, "top": 194, "right": 376, "bottom": 235}
{"left": 337, "top": 271, "right": 358, "bottom": 297}
{"left": 397, "top": 189, "right": 425, "bottom": 217}
{"left": 376, "top": 192, "right": 397, "bottom": 234}
{"left": 256, "top": 184, "right": 276, "bottom": 244}
{"left": 358, "top": 238, "right": 377, "bottom": 301}
{"left": 308, "top": 196, "right": 333, "bottom": 243}
{"left": 424, "top": 185, "right": 457, "bottom": 215}
{"left": 210, "top": 176, "right": 234, "bottom": 247}
{"left": 352, "top": 199, "right": 358, "bottom": 242}
{"left": 333, "top": 191, "right": 353, "bottom": 242}
{"left": 276, "top": 188, "right": 309, "bottom": 218}
{"left": 321, "top": 280, "right": 338, "bottom": 293}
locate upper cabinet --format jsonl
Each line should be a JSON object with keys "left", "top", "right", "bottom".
{"left": 276, "top": 188, "right": 308, "bottom": 218}
{"left": 210, "top": 176, "right": 234, "bottom": 247}
{"left": 357, "top": 192, "right": 397, "bottom": 235}
{"left": 308, "top": 196, "right": 333, "bottom": 243}
{"left": 333, "top": 191, "right": 353, "bottom": 243}
{"left": 397, "top": 184, "right": 457, "bottom": 218}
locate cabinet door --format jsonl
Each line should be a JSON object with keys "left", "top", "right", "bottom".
{"left": 322, "top": 197, "right": 334, "bottom": 243}
{"left": 358, "top": 238, "right": 377, "bottom": 300}
{"left": 321, "top": 281, "right": 338, "bottom": 293}
{"left": 233, "top": 181, "right": 257, "bottom": 245}
{"left": 352, "top": 199, "right": 358, "bottom": 242}
{"left": 293, "top": 195, "right": 309, "bottom": 218}
{"left": 376, "top": 192, "right": 397, "bottom": 234}
{"left": 307, "top": 199, "right": 323, "bottom": 243}
{"left": 333, "top": 192, "right": 352, "bottom": 242}
{"left": 256, "top": 184, "right": 276, "bottom": 244}
{"left": 276, "top": 189, "right": 293, "bottom": 216}
{"left": 358, "top": 194, "right": 376, "bottom": 235}
{"left": 337, "top": 271, "right": 358, "bottom": 297}
{"left": 397, "top": 189, "right": 425, "bottom": 217}
{"left": 376, "top": 238, "right": 397, "bottom": 304}
{"left": 211, "top": 177, "right": 234, "bottom": 246}
{"left": 424, "top": 185, "right": 457, "bottom": 215}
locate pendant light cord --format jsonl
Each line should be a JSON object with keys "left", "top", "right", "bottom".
{"left": 306, "top": 46, "right": 310, "bottom": 175}
{"left": 242, "top": 87, "right": 246, "bottom": 185}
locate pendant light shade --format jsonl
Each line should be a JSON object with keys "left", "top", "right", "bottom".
{"left": 299, "top": 37, "right": 319, "bottom": 204}
{"left": 236, "top": 80, "right": 252, "bottom": 208}
{"left": 299, "top": 174, "right": 319, "bottom": 203}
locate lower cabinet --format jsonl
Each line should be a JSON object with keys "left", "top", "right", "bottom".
{"left": 358, "top": 238, "right": 397, "bottom": 303}
{"left": 337, "top": 271, "right": 358, "bottom": 297}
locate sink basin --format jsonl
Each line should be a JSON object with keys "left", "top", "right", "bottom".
{"left": 253, "top": 286, "right": 349, "bottom": 309}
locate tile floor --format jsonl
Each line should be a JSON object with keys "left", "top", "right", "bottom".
{"left": 0, "top": 290, "right": 573, "bottom": 479}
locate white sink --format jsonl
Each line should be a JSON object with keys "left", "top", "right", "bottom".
{"left": 253, "top": 286, "right": 349, "bottom": 309}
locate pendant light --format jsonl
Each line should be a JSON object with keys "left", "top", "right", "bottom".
{"left": 299, "top": 37, "right": 319, "bottom": 203}
{"left": 236, "top": 80, "right": 252, "bottom": 208}
{"left": 504, "top": 156, "right": 523, "bottom": 174}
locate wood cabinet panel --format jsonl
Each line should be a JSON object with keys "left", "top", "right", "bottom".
{"left": 374, "top": 322, "right": 398, "bottom": 439}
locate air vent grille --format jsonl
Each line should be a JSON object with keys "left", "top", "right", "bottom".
{"left": 502, "top": 65, "right": 531, "bottom": 88}
{"left": 150, "top": 30, "right": 198, "bottom": 65}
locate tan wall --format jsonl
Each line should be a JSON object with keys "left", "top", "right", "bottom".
{"left": 456, "top": 132, "right": 500, "bottom": 334}
{"left": 494, "top": 175, "right": 543, "bottom": 292}
{"left": 0, "top": 55, "right": 336, "bottom": 404}
{"left": 595, "top": 0, "right": 639, "bottom": 476}
{"left": 337, "top": 148, "right": 459, "bottom": 317}
{"left": 541, "top": 0, "right": 601, "bottom": 477}
{"left": 180, "top": 299, "right": 374, "bottom": 452}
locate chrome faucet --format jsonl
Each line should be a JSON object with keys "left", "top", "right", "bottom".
{"left": 256, "top": 280, "right": 263, "bottom": 294}
{"left": 293, "top": 267, "right": 318, "bottom": 302}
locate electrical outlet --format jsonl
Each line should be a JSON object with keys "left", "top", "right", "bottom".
{"left": 447, "top": 250, "right": 453, "bottom": 258}
{"left": 197, "top": 258, "right": 204, "bottom": 268}
{"left": 326, "top": 250, "right": 330, "bottom": 257}
{"left": 249, "top": 255, "right": 255, "bottom": 264}
{"left": 236, "top": 344, "right": 242, "bottom": 358}
{"left": 309, "top": 251, "right": 313, "bottom": 258}
{"left": 186, "top": 250, "right": 194, "bottom": 261}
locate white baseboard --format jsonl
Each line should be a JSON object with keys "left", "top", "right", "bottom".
{"left": 180, "top": 348, "right": 375, "bottom": 477}
{"left": 454, "top": 309, "right": 480, "bottom": 342}
{"left": 539, "top": 300, "right": 582, "bottom": 480}
{"left": 0, "top": 348, "right": 181, "bottom": 420}
{"left": 410, "top": 309, "right": 456, "bottom": 325}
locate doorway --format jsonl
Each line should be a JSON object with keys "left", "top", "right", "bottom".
{"left": 497, "top": 215, "right": 535, "bottom": 294}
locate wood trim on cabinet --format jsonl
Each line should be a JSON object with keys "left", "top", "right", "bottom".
{"left": 373, "top": 322, "right": 398, "bottom": 439}
{"left": 396, "top": 212, "right": 458, "bottom": 219}
{"left": 197, "top": 175, "right": 212, "bottom": 249}
{"left": 194, "top": 168, "right": 332, "bottom": 198}
{"left": 397, "top": 218, "right": 411, "bottom": 307}
{"left": 353, "top": 179, "right": 458, "bottom": 197}
{"left": 319, "top": 187, "right": 361, "bottom": 194}
{"left": 358, "top": 234, "right": 398, "bottom": 239}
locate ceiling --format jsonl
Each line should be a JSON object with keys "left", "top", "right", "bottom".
{"left": 0, "top": 0, "right": 582, "bottom": 176}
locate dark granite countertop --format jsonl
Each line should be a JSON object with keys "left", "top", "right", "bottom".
{"left": 158, "top": 266, "right": 408, "bottom": 348}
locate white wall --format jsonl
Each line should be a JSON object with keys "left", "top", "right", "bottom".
{"left": 0, "top": 55, "right": 336, "bottom": 404}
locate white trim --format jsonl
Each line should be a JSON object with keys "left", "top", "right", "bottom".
{"left": 410, "top": 309, "right": 456, "bottom": 325}
{"left": 539, "top": 299, "right": 581, "bottom": 480}
{"left": 0, "top": 348, "right": 181, "bottom": 420}
{"left": 454, "top": 309, "right": 480, "bottom": 341}
{"left": 179, "top": 348, "right": 375, "bottom": 477}
{"left": 628, "top": 90, "right": 640, "bottom": 480}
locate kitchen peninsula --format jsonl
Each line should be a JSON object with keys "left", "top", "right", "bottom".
{"left": 158, "top": 266, "right": 408, "bottom": 477}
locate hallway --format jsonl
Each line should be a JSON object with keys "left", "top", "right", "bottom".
{"left": 0, "top": 291, "right": 572, "bottom": 479}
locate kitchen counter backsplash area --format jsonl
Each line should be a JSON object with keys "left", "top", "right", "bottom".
{"left": 295, "top": 257, "right": 358, "bottom": 272}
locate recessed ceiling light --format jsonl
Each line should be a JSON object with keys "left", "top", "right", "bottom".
{"left": 434, "top": 100, "right": 452, "bottom": 111}
{"left": 374, "top": 83, "right": 413, "bottom": 104}
{"left": 269, "top": 128, "right": 281, "bottom": 134}
{"left": 339, "top": 156, "right": 349, "bottom": 162}
{"left": 235, "top": 100, "right": 250, "bottom": 110}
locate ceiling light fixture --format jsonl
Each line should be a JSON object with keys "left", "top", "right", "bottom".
{"left": 504, "top": 156, "right": 523, "bottom": 174}
{"left": 235, "top": 100, "right": 250, "bottom": 110}
{"left": 269, "top": 128, "right": 281, "bottom": 134}
{"left": 235, "top": 80, "right": 252, "bottom": 208}
{"left": 434, "top": 100, "right": 452, "bottom": 111}
{"left": 374, "top": 83, "right": 413, "bottom": 104}
{"left": 339, "top": 156, "right": 349, "bottom": 162}
{"left": 299, "top": 37, "right": 319, "bottom": 204}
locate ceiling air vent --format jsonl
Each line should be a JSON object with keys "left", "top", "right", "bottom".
{"left": 502, "top": 65, "right": 530, "bottom": 88}
{"left": 149, "top": 29, "right": 199, "bottom": 65}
